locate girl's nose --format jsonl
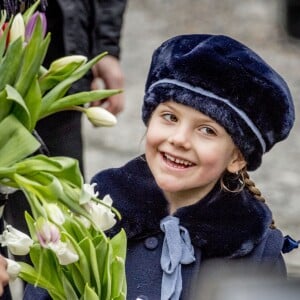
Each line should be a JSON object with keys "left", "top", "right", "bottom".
{"left": 167, "top": 127, "right": 191, "bottom": 149}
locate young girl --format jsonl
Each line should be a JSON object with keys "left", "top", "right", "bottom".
{"left": 91, "top": 34, "right": 297, "bottom": 299}
{"left": 24, "top": 34, "right": 298, "bottom": 299}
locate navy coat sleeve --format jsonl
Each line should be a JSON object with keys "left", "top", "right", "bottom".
{"left": 243, "top": 228, "right": 287, "bottom": 276}
{"left": 23, "top": 285, "right": 50, "bottom": 300}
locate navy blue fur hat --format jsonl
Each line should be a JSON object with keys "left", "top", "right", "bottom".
{"left": 142, "top": 34, "right": 295, "bottom": 171}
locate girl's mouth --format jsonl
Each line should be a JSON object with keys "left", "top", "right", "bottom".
{"left": 162, "top": 152, "right": 195, "bottom": 169}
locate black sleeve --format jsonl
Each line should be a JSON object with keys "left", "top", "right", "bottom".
{"left": 92, "top": 0, "right": 127, "bottom": 58}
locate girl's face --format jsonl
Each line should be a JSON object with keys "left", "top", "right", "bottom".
{"left": 145, "top": 101, "right": 246, "bottom": 211}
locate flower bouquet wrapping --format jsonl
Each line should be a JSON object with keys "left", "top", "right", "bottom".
{"left": 0, "top": 1, "right": 127, "bottom": 299}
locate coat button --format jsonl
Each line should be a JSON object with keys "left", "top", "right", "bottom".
{"left": 136, "top": 295, "right": 148, "bottom": 300}
{"left": 144, "top": 237, "right": 158, "bottom": 250}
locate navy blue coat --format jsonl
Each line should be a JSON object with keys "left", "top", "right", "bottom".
{"left": 91, "top": 156, "right": 287, "bottom": 299}
{"left": 24, "top": 156, "right": 288, "bottom": 300}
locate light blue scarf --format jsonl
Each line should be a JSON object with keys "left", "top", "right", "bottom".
{"left": 160, "top": 216, "right": 196, "bottom": 300}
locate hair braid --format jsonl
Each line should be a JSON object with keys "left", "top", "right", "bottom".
{"left": 241, "top": 168, "right": 276, "bottom": 229}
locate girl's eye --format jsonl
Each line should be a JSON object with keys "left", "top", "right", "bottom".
{"left": 199, "top": 126, "right": 216, "bottom": 136}
{"left": 162, "top": 113, "right": 178, "bottom": 122}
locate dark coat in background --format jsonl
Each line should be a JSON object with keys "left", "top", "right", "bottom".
{"left": 91, "top": 156, "right": 287, "bottom": 300}
{"left": 36, "top": 0, "right": 127, "bottom": 171}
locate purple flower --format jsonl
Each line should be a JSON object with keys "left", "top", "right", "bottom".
{"left": 25, "top": 11, "right": 47, "bottom": 42}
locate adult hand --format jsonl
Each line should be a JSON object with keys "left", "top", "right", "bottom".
{"left": 91, "top": 55, "right": 125, "bottom": 115}
{"left": 0, "top": 255, "right": 9, "bottom": 296}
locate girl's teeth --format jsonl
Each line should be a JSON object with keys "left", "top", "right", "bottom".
{"left": 165, "top": 153, "right": 193, "bottom": 166}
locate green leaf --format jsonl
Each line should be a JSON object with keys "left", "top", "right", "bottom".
{"left": 24, "top": 211, "right": 38, "bottom": 241}
{"left": 50, "top": 156, "right": 83, "bottom": 187}
{"left": 39, "top": 57, "right": 87, "bottom": 94}
{"left": 14, "top": 18, "right": 50, "bottom": 97}
{"left": 62, "top": 214, "right": 91, "bottom": 243}
{"left": 0, "top": 115, "right": 40, "bottom": 167}
{"left": 15, "top": 155, "right": 83, "bottom": 188}
{"left": 42, "top": 89, "right": 122, "bottom": 118}
{"left": 0, "top": 165, "right": 17, "bottom": 177}
{"left": 18, "top": 262, "right": 65, "bottom": 300}
{"left": 111, "top": 229, "right": 127, "bottom": 260}
{"left": 23, "top": 76, "right": 42, "bottom": 131}
{"left": 0, "top": 19, "right": 10, "bottom": 62}
{"left": 13, "top": 172, "right": 90, "bottom": 219}
{"left": 111, "top": 256, "right": 127, "bottom": 299}
{"left": 102, "top": 244, "right": 113, "bottom": 300}
{"left": 0, "top": 89, "right": 12, "bottom": 122}
{"left": 110, "top": 230, "right": 127, "bottom": 299}
{"left": 15, "top": 155, "right": 74, "bottom": 175}
{"left": 22, "top": 0, "right": 41, "bottom": 24}
{"left": 62, "top": 232, "right": 91, "bottom": 284}
{"left": 29, "top": 245, "right": 64, "bottom": 293}
{"left": 18, "top": 253, "right": 65, "bottom": 300}
{"left": 112, "top": 292, "right": 126, "bottom": 300}
{"left": 61, "top": 272, "right": 80, "bottom": 300}
{"left": 22, "top": 191, "right": 46, "bottom": 219}
{"left": 13, "top": 172, "right": 64, "bottom": 201}
{"left": 94, "top": 237, "right": 112, "bottom": 300}
{"left": 65, "top": 263, "right": 86, "bottom": 294}
{"left": 0, "top": 37, "right": 23, "bottom": 91}
{"left": 82, "top": 283, "right": 99, "bottom": 300}
{"left": 5, "top": 84, "right": 31, "bottom": 129}
{"left": 40, "top": 52, "right": 108, "bottom": 117}
{"left": 79, "top": 237, "right": 101, "bottom": 294}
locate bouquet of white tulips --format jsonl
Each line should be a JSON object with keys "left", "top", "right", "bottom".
{"left": 0, "top": 1, "right": 127, "bottom": 299}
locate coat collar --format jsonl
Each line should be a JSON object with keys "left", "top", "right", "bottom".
{"left": 93, "top": 155, "right": 273, "bottom": 258}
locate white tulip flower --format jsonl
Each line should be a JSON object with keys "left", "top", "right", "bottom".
{"left": 49, "top": 240, "right": 79, "bottom": 265}
{"left": 48, "top": 55, "right": 87, "bottom": 74}
{"left": 44, "top": 203, "right": 65, "bottom": 225}
{"left": 84, "top": 194, "right": 116, "bottom": 231}
{"left": 10, "top": 13, "right": 25, "bottom": 43}
{"left": 79, "top": 183, "right": 99, "bottom": 205}
{"left": 5, "top": 258, "right": 21, "bottom": 281}
{"left": 85, "top": 107, "right": 117, "bottom": 127}
{"left": 0, "top": 225, "right": 33, "bottom": 256}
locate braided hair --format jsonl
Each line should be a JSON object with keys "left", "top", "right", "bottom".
{"left": 221, "top": 168, "right": 275, "bottom": 229}
{"left": 241, "top": 168, "right": 276, "bottom": 229}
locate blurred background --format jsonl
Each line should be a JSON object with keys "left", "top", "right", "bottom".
{"left": 83, "top": 0, "right": 300, "bottom": 275}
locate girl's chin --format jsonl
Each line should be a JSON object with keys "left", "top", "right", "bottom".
{"left": 155, "top": 179, "right": 183, "bottom": 193}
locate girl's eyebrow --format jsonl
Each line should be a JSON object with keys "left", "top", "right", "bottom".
{"left": 159, "top": 103, "right": 174, "bottom": 110}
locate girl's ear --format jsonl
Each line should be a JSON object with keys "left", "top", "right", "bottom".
{"left": 227, "top": 149, "right": 247, "bottom": 173}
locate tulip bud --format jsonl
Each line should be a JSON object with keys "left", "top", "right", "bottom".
{"left": 85, "top": 107, "right": 117, "bottom": 127}
{"left": 44, "top": 203, "right": 65, "bottom": 225}
{"left": 47, "top": 55, "right": 87, "bottom": 75}
{"left": 5, "top": 258, "right": 21, "bottom": 281}
{"left": 25, "top": 12, "right": 47, "bottom": 42}
{"left": 35, "top": 217, "right": 60, "bottom": 248}
{"left": 39, "top": 55, "right": 88, "bottom": 92}
{"left": 0, "top": 225, "right": 33, "bottom": 256}
{"left": 10, "top": 13, "right": 25, "bottom": 43}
